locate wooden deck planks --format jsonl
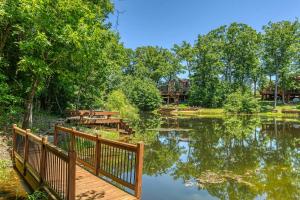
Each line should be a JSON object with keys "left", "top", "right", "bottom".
{"left": 75, "top": 166, "right": 137, "bottom": 200}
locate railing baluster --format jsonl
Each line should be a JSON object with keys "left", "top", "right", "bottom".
{"left": 23, "top": 129, "right": 30, "bottom": 175}
{"left": 95, "top": 135, "right": 101, "bottom": 175}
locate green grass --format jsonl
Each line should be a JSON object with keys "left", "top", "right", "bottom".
{"left": 169, "top": 101, "right": 300, "bottom": 118}
{"left": 77, "top": 126, "right": 120, "bottom": 140}
{"left": 0, "top": 160, "right": 11, "bottom": 182}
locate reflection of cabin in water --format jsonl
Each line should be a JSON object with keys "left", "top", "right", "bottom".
{"left": 261, "top": 121, "right": 300, "bottom": 137}
{"left": 260, "top": 76, "right": 300, "bottom": 102}
{"left": 160, "top": 79, "right": 189, "bottom": 104}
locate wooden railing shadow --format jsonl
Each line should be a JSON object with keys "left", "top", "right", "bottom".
{"left": 12, "top": 124, "right": 144, "bottom": 200}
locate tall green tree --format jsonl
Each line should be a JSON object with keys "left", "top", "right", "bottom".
{"left": 263, "top": 20, "right": 300, "bottom": 106}
{"left": 172, "top": 41, "right": 195, "bottom": 78}
{"left": 223, "top": 23, "right": 261, "bottom": 92}
{"left": 189, "top": 27, "right": 226, "bottom": 107}
{"left": 128, "top": 46, "right": 182, "bottom": 84}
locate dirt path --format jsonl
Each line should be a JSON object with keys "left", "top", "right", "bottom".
{"left": 0, "top": 136, "right": 11, "bottom": 161}
{"left": 0, "top": 135, "right": 28, "bottom": 199}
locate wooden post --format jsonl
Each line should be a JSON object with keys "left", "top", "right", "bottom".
{"left": 70, "top": 127, "right": 76, "bottom": 152}
{"left": 53, "top": 125, "right": 58, "bottom": 145}
{"left": 12, "top": 124, "right": 17, "bottom": 166}
{"left": 95, "top": 134, "right": 101, "bottom": 175}
{"left": 40, "top": 136, "right": 48, "bottom": 183}
{"left": 117, "top": 123, "right": 120, "bottom": 131}
{"left": 134, "top": 142, "right": 144, "bottom": 199}
{"left": 23, "top": 129, "right": 30, "bottom": 175}
{"left": 68, "top": 128, "right": 76, "bottom": 200}
{"left": 67, "top": 150, "right": 76, "bottom": 200}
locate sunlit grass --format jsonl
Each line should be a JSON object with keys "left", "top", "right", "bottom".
{"left": 77, "top": 126, "right": 120, "bottom": 140}
{"left": 169, "top": 101, "right": 300, "bottom": 118}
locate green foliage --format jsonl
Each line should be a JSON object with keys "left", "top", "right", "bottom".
{"left": 106, "top": 90, "right": 139, "bottom": 120}
{"left": 124, "top": 46, "right": 183, "bottom": 84}
{"left": 188, "top": 23, "right": 263, "bottom": 107}
{"left": 0, "top": 160, "right": 11, "bottom": 182}
{"left": 27, "top": 190, "right": 48, "bottom": 200}
{"left": 0, "top": 0, "right": 127, "bottom": 128}
{"left": 187, "top": 21, "right": 300, "bottom": 108}
{"left": 188, "top": 27, "right": 227, "bottom": 107}
{"left": 263, "top": 20, "right": 300, "bottom": 106}
{"left": 123, "top": 78, "right": 162, "bottom": 111}
{"left": 172, "top": 41, "right": 195, "bottom": 77}
{"left": 224, "top": 91, "right": 260, "bottom": 113}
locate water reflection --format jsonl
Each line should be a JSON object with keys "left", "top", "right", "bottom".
{"left": 139, "top": 116, "right": 300, "bottom": 200}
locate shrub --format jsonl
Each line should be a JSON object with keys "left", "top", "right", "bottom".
{"left": 106, "top": 90, "right": 139, "bottom": 120}
{"left": 224, "top": 91, "right": 260, "bottom": 113}
{"left": 260, "top": 105, "right": 274, "bottom": 112}
{"left": 123, "top": 78, "right": 162, "bottom": 111}
{"left": 27, "top": 190, "right": 48, "bottom": 200}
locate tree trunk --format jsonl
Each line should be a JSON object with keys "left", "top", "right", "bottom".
{"left": 282, "top": 88, "right": 286, "bottom": 104}
{"left": 253, "top": 81, "right": 257, "bottom": 97}
{"left": 22, "top": 78, "right": 39, "bottom": 129}
{"left": 274, "top": 72, "right": 279, "bottom": 108}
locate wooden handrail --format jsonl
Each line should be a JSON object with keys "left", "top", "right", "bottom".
{"left": 54, "top": 124, "right": 144, "bottom": 198}
{"left": 69, "top": 110, "right": 119, "bottom": 117}
{"left": 14, "top": 126, "right": 26, "bottom": 135}
{"left": 55, "top": 126, "right": 97, "bottom": 141}
{"left": 12, "top": 125, "right": 76, "bottom": 200}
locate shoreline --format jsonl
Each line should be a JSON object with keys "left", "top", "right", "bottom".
{"left": 160, "top": 106, "right": 300, "bottom": 120}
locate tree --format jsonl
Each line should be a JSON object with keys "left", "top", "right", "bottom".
{"left": 122, "top": 78, "right": 162, "bottom": 111}
{"left": 189, "top": 27, "right": 226, "bottom": 107}
{"left": 106, "top": 90, "right": 139, "bottom": 120}
{"left": 7, "top": 0, "right": 124, "bottom": 128}
{"left": 172, "top": 41, "right": 195, "bottom": 77}
{"left": 129, "top": 46, "right": 182, "bottom": 84}
{"left": 223, "top": 23, "right": 261, "bottom": 92}
{"left": 263, "top": 20, "right": 300, "bottom": 106}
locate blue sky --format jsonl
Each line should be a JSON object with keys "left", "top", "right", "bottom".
{"left": 110, "top": 0, "right": 300, "bottom": 49}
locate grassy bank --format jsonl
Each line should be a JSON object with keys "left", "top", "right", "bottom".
{"left": 167, "top": 103, "right": 300, "bottom": 118}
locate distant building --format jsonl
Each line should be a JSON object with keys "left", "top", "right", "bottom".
{"left": 260, "top": 76, "right": 300, "bottom": 102}
{"left": 159, "top": 79, "right": 189, "bottom": 104}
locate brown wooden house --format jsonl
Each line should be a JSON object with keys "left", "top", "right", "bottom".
{"left": 260, "top": 76, "right": 300, "bottom": 102}
{"left": 160, "top": 79, "right": 189, "bottom": 104}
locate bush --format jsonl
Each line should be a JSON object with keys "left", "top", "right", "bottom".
{"left": 224, "top": 91, "right": 260, "bottom": 113}
{"left": 106, "top": 90, "right": 139, "bottom": 120}
{"left": 123, "top": 78, "right": 162, "bottom": 111}
{"left": 27, "top": 190, "right": 48, "bottom": 200}
{"left": 260, "top": 105, "right": 274, "bottom": 112}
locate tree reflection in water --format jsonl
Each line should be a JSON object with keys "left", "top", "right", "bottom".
{"left": 140, "top": 115, "right": 300, "bottom": 200}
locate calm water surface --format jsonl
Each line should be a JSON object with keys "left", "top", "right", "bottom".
{"left": 137, "top": 116, "right": 300, "bottom": 200}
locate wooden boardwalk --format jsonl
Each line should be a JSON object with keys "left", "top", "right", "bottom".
{"left": 76, "top": 166, "right": 137, "bottom": 200}
{"left": 13, "top": 125, "right": 144, "bottom": 200}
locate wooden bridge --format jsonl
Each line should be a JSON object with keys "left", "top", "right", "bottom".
{"left": 12, "top": 125, "right": 144, "bottom": 200}
{"left": 67, "top": 110, "right": 134, "bottom": 135}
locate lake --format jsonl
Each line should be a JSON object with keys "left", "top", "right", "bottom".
{"left": 137, "top": 115, "right": 300, "bottom": 200}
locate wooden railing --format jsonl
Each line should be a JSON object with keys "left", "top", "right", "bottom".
{"left": 54, "top": 125, "right": 144, "bottom": 198}
{"left": 67, "top": 110, "right": 134, "bottom": 135}
{"left": 13, "top": 125, "right": 76, "bottom": 200}
{"left": 119, "top": 119, "right": 134, "bottom": 134}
